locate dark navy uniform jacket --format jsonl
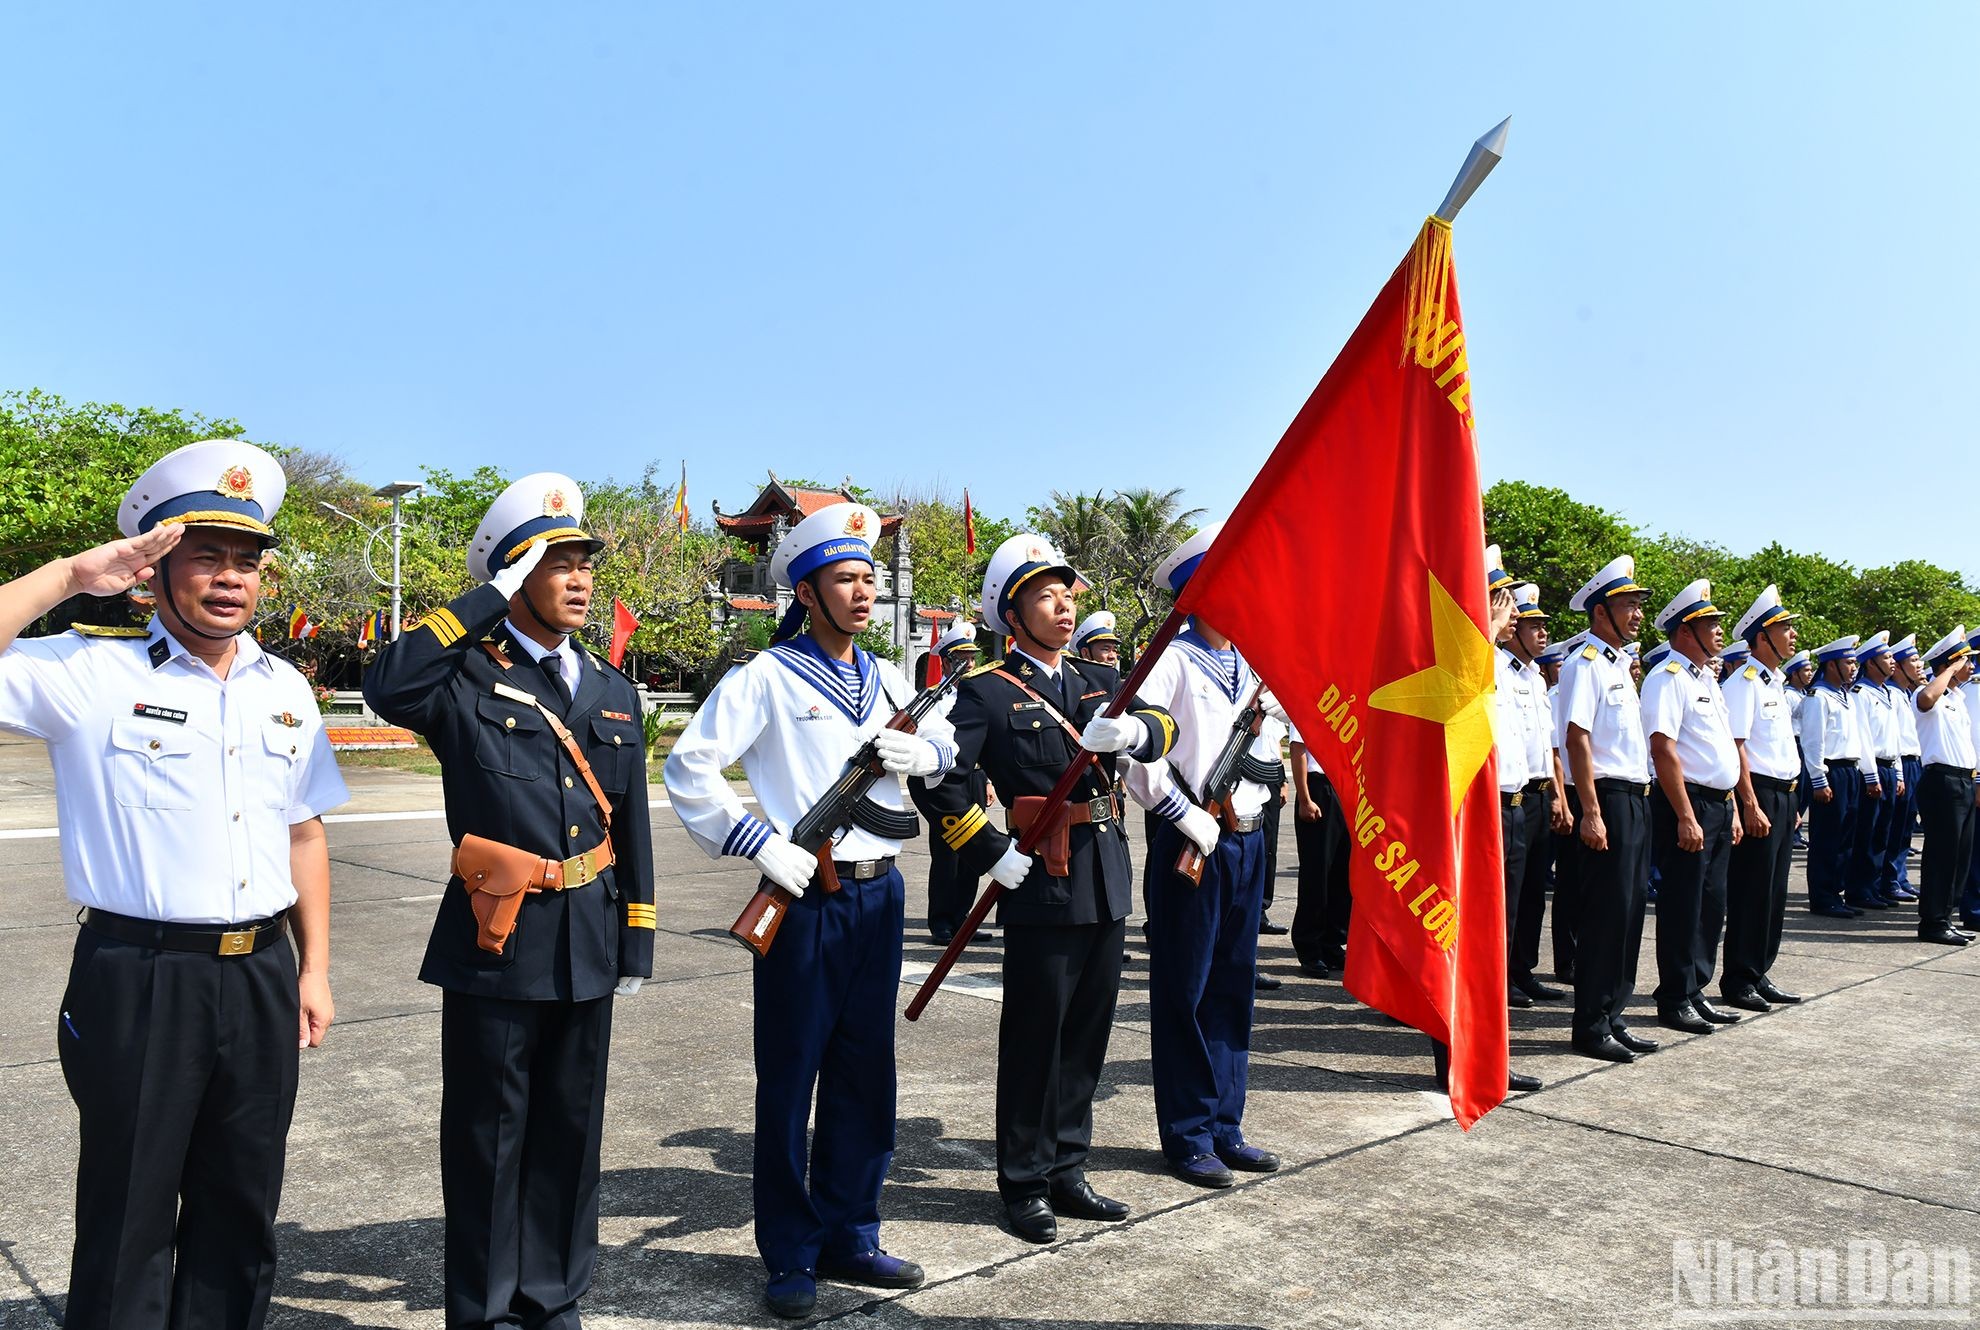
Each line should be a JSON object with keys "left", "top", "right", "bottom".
{"left": 363, "top": 582, "right": 656, "bottom": 1001}
{"left": 915, "top": 653, "right": 1174, "bottom": 927}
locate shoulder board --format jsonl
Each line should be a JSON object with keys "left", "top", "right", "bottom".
{"left": 964, "top": 658, "right": 1005, "bottom": 679}
{"left": 1742, "top": 664, "right": 1759, "bottom": 680}
{"left": 1663, "top": 661, "right": 1682, "bottom": 674}
{"left": 1580, "top": 645, "right": 1599, "bottom": 660}
{"left": 70, "top": 624, "right": 149, "bottom": 638}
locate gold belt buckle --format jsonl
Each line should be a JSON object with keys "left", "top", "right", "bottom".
{"left": 561, "top": 848, "right": 599, "bottom": 888}
{"left": 1510, "top": 792, "right": 1523, "bottom": 807}
{"left": 217, "top": 928, "right": 255, "bottom": 956}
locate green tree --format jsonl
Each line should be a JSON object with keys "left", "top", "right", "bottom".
{"left": 579, "top": 465, "right": 739, "bottom": 678}
{"left": 875, "top": 484, "right": 1016, "bottom": 619}
{"left": 1027, "top": 490, "right": 1122, "bottom": 605}
{"left": 1110, "top": 486, "right": 1206, "bottom": 642}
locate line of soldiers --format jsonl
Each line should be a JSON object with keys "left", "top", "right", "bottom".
{"left": 1489, "top": 550, "right": 1980, "bottom": 1066}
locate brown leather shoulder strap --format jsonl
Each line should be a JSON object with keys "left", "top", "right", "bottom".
{"left": 989, "top": 667, "right": 1084, "bottom": 745}
{"left": 490, "top": 679, "right": 614, "bottom": 832}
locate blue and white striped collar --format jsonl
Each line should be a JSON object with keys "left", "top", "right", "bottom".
{"left": 767, "top": 634, "right": 879, "bottom": 724}
{"left": 1175, "top": 627, "right": 1249, "bottom": 703}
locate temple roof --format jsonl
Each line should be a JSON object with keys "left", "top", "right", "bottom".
{"left": 714, "top": 475, "right": 903, "bottom": 546}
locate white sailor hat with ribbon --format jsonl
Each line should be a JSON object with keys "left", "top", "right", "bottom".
{"left": 1923, "top": 625, "right": 1972, "bottom": 669}
{"left": 1643, "top": 641, "right": 1674, "bottom": 672}
{"left": 1813, "top": 634, "right": 1860, "bottom": 665}
{"left": 1072, "top": 610, "right": 1120, "bottom": 651}
{"left": 1485, "top": 544, "right": 1516, "bottom": 593}
{"left": 1623, "top": 641, "right": 1641, "bottom": 660}
{"left": 981, "top": 532, "right": 1077, "bottom": 629}
{"left": 1733, "top": 584, "right": 1797, "bottom": 643}
{"left": 932, "top": 619, "right": 980, "bottom": 656}
{"left": 1568, "top": 554, "right": 1647, "bottom": 613}
{"left": 764, "top": 501, "right": 882, "bottom": 642}
{"left": 1154, "top": 519, "right": 1226, "bottom": 595}
{"left": 469, "top": 472, "right": 604, "bottom": 585}
{"left": 1854, "top": 630, "right": 1892, "bottom": 662}
{"left": 1784, "top": 649, "right": 1812, "bottom": 674}
{"left": 1890, "top": 633, "right": 1919, "bottom": 662}
{"left": 1513, "top": 582, "right": 1547, "bottom": 619}
{"left": 118, "top": 439, "right": 287, "bottom": 547}
{"left": 1654, "top": 578, "right": 1723, "bottom": 634}
{"left": 1534, "top": 641, "right": 1570, "bottom": 667}
{"left": 1719, "top": 642, "right": 1751, "bottom": 671}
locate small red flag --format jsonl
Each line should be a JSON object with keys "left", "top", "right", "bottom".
{"left": 1174, "top": 216, "right": 1508, "bottom": 1127}
{"left": 925, "top": 650, "right": 944, "bottom": 686}
{"left": 609, "top": 597, "right": 640, "bottom": 668}
{"left": 962, "top": 488, "right": 975, "bottom": 556}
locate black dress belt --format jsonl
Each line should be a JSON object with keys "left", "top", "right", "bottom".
{"left": 1525, "top": 777, "right": 1553, "bottom": 794}
{"left": 1594, "top": 777, "right": 1652, "bottom": 796}
{"left": 1750, "top": 773, "right": 1799, "bottom": 794}
{"left": 1683, "top": 781, "right": 1734, "bottom": 802}
{"left": 80, "top": 906, "right": 289, "bottom": 957}
{"left": 830, "top": 857, "right": 897, "bottom": 882}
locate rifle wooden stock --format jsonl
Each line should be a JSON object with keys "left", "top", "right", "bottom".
{"left": 905, "top": 606, "right": 1190, "bottom": 1021}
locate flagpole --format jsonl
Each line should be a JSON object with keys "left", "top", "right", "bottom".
{"left": 1433, "top": 117, "right": 1509, "bottom": 222}
{"left": 905, "top": 602, "right": 1191, "bottom": 1020}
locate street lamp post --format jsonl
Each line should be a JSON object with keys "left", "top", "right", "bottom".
{"left": 319, "top": 481, "right": 424, "bottom": 640}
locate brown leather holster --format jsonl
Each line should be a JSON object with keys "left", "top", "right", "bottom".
{"left": 452, "top": 833, "right": 617, "bottom": 955}
{"left": 1009, "top": 794, "right": 1113, "bottom": 878}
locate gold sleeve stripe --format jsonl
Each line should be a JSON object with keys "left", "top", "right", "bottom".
{"left": 424, "top": 608, "right": 465, "bottom": 646}
{"left": 624, "top": 903, "right": 657, "bottom": 929}
{"left": 940, "top": 806, "right": 989, "bottom": 850}
{"left": 1136, "top": 708, "right": 1176, "bottom": 755}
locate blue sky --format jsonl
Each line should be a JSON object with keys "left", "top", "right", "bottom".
{"left": 5, "top": 4, "right": 1974, "bottom": 580}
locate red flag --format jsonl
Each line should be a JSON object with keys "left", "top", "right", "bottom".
{"left": 1175, "top": 216, "right": 1507, "bottom": 1126}
{"left": 609, "top": 597, "right": 639, "bottom": 668}
{"left": 962, "top": 488, "right": 975, "bottom": 555}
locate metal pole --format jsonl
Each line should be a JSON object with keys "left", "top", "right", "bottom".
{"left": 389, "top": 495, "right": 405, "bottom": 640}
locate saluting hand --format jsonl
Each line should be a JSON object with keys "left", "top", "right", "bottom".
{"left": 67, "top": 525, "right": 183, "bottom": 596}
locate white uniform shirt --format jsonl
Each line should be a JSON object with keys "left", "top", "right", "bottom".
{"left": 1894, "top": 683, "right": 1922, "bottom": 758}
{"left": 1557, "top": 637, "right": 1650, "bottom": 783}
{"left": 663, "top": 637, "right": 951, "bottom": 863}
{"left": 1492, "top": 648, "right": 1530, "bottom": 792}
{"left": 1798, "top": 682, "right": 1864, "bottom": 791}
{"left": 0, "top": 622, "right": 348, "bottom": 923}
{"left": 1640, "top": 655, "right": 1740, "bottom": 791}
{"left": 1856, "top": 680, "right": 1902, "bottom": 767}
{"left": 1963, "top": 678, "right": 1980, "bottom": 772}
{"left": 1124, "top": 631, "right": 1280, "bottom": 822}
{"left": 502, "top": 617, "right": 581, "bottom": 695}
{"left": 1915, "top": 682, "right": 1977, "bottom": 774}
{"left": 1722, "top": 661, "right": 1799, "bottom": 782}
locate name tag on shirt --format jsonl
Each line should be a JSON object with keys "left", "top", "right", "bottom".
{"left": 132, "top": 702, "right": 188, "bottom": 725}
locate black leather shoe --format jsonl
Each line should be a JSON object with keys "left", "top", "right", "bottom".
{"left": 1515, "top": 974, "right": 1565, "bottom": 1001}
{"left": 1215, "top": 1141, "right": 1281, "bottom": 1173}
{"left": 765, "top": 1271, "right": 817, "bottom": 1319}
{"left": 1173, "top": 1153, "right": 1236, "bottom": 1188}
{"left": 1755, "top": 978, "right": 1802, "bottom": 1004}
{"left": 1658, "top": 1002, "right": 1713, "bottom": 1034}
{"left": 1508, "top": 1070, "right": 1543, "bottom": 1092}
{"left": 1508, "top": 986, "right": 1534, "bottom": 1008}
{"left": 1049, "top": 1179, "right": 1129, "bottom": 1221}
{"left": 1005, "top": 1196, "right": 1057, "bottom": 1243}
{"left": 1919, "top": 925, "right": 1971, "bottom": 947}
{"left": 1572, "top": 1035, "right": 1634, "bottom": 1063}
{"left": 1254, "top": 972, "right": 1282, "bottom": 992}
{"left": 1810, "top": 904, "right": 1858, "bottom": 919}
{"left": 1850, "top": 897, "right": 1891, "bottom": 911}
{"left": 1720, "top": 986, "right": 1772, "bottom": 1013}
{"left": 1692, "top": 996, "right": 1741, "bottom": 1024}
{"left": 1259, "top": 919, "right": 1289, "bottom": 935}
{"left": 928, "top": 926, "right": 955, "bottom": 945}
{"left": 1297, "top": 958, "right": 1332, "bottom": 980}
{"left": 1613, "top": 1028, "right": 1661, "bottom": 1055}
{"left": 817, "top": 1250, "right": 926, "bottom": 1289}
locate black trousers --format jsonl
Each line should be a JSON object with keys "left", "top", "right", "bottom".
{"left": 441, "top": 992, "right": 613, "bottom": 1330}
{"left": 925, "top": 832, "right": 981, "bottom": 937}
{"left": 1552, "top": 790, "right": 1584, "bottom": 980}
{"left": 1260, "top": 791, "right": 1284, "bottom": 913}
{"left": 1722, "top": 779, "right": 1795, "bottom": 992}
{"left": 1571, "top": 783, "right": 1650, "bottom": 1044}
{"left": 57, "top": 928, "right": 299, "bottom": 1330}
{"left": 1507, "top": 785, "right": 1552, "bottom": 981}
{"left": 1290, "top": 772, "right": 1351, "bottom": 967}
{"left": 996, "top": 916, "right": 1125, "bottom": 1201}
{"left": 1916, "top": 764, "right": 1979, "bottom": 933}
{"left": 1499, "top": 796, "right": 1529, "bottom": 976}
{"left": 1650, "top": 785, "right": 1733, "bottom": 1008}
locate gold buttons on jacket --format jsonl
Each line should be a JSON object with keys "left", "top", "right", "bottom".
{"left": 149, "top": 739, "right": 161, "bottom": 750}
{"left": 569, "top": 825, "right": 580, "bottom": 839}
{"left": 505, "top": 717, "right": 516, "bottom": 729}
{"left": 565, "top": 776, "right": 574, "bottom": 788}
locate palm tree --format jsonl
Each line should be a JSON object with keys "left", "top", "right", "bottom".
{"left": 1029, "top": 491, "right": 1122, "bottom": 601}
{"left": 1110, "top": 486, "right": 1206, "bottom": 641}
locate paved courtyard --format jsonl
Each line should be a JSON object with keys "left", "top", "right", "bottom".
{"left": 0, "top": 739, "right": 1974, "bottom": 1329}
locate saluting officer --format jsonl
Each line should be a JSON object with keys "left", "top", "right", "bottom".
{"left": 0, "top": 441, "right": 346, "bottom": 1330}
{"left": 1798, "top": 635, "right": 1867, "bottom": 919}
{"left": 1719, "top": 585, "right": 1804, "bottom": 1011}
{"left": 1499, "top": 571, "right": 1571, "bottom": 1007}
{"left": 363, "top": 473, "right": 655, "bottom": 1330}
{"left": 917, "top": 534, "right": 1176, "bottom": 1244}
{"left": 922, "top": 618, "right": 987, "bottom": 944}
{"left": 1909, "top": 628, "right": 1977, "bottom": 947}
{"left": 1848, "top": 633, "right": 1904, "bottom": 910}
{"left": 1641, "top": 580, "right": 1744, "bottom": 1035}
{"left": 1124, "top": 522, "right": 1288, "bottom": 1186}
{"left": 666, "top": 503, "right": 949, "bottom": 1317}
{"left": 1558, "top": 555, "right": 1658, "bottom": 1064}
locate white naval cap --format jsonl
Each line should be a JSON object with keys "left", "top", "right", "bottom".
{"left": 1072, "top": 610, "right": 1120, "bottom": 651}
{"left": 1923, "top": 625, "right": 1972, "bottom": 668}
{"left": 118, "top": 439, "right": 287, "bottom": 547}
{"left": 1812, "top": 634, "right": 1861, "bottom": 665}
{"left": 1154, "top": 520, "right": 1226, "bottom": 594}
{"left": 1732, "top": 584, "right": 1798, "bottom": 643}
{"left": 1854, "top": 630, "right": 1892, "bottom": 662}
{"left": 1654, "top": 578, "right": 1723, "bottom": 633}
{"left": 1719, "top": 642, "right": 1751, "bottom": 670}
{"left": 1890, "top": 633, "right": 1919, "bottom": 661}
{"left": 981, "top": 532, "right": 1077, "bottom": 629}
{"left": 1784, "top": 649, "right": 1812, "bottom": 674}
{"left": 1485, "top": 544, "right": 1515, "bottom": 593}
{"left": 1513, "top": 583, "right": 1547, "bottom": 619}
{"left": 1643, "top": 641, "right": 1674, "bottom": 672}
{"left": 770, "top": 502, "right": 880, "bottom": 590}
{"left": 1568, "top": 555, "right": 1647, "bottom": 613}
{"left": 932, "top": 619, "right": 980, "bottom": 655}
{"left": 468, "top": 472, "right": 604, "bottom": 585}
{"left": 1623, "top": 641, "right": 1641, "bottom": 660}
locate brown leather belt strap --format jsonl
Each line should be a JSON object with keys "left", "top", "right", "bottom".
{"left": 481, "top": 641, "right": 614, "bottom": 834}
{"left": 1009, "top": 793, "right": 1115, "bottom": 833}
{"left": 450, "top": 835, "right": 616, "bottom": 891}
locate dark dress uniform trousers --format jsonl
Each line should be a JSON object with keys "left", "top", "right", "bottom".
{"left": 1572, "top": 781, "right": 1650, "bottom": 1045}
{"left": 1290, "top": 771, "right": 1351, "bottom": 968}
{"left": 1917, "top": 764, "right": 1978, "bottom": 933}
{"left": 1721, "top": 776, "right": 1795, "bottom": 993}
{"left": 1806, "top": 762, "right": 1861, "bottom": 912}
{"left": 1651, "top": 785, "right": 1732, "bottom": 1009}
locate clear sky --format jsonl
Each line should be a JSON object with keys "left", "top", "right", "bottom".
{"left": 5, "top": 4, "right": 1974, "bottom": 579}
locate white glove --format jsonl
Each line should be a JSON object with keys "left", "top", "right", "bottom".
{"left": 1259, "top": 688, "right": 1289, "bottom": 724}
{"left": 1176, "top": 804, "right": 1221, "bottom": 858}
{"left": 614, "top": 976, "right": 644, "bottom": 997}
{"left": 753, "top": 834, "right": 818, "bottom": 896}
{"left": 1080, "top": 714, "right": 1148, "bottom": 754}
{"left": 874, "top": 727, "right": 942, "bottom": 777}
{"left": 988, "top": 841, "right": 1033, "bottom": 889}
{"left": 490, "top": 539, "right": 549, "bottom": 599}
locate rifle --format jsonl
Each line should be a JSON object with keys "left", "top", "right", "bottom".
{"left": 1173, "top": 677, "right": 1270, "bottom": 885}
{"left": 728, "top": 664, "right": 967, "bottom": 957}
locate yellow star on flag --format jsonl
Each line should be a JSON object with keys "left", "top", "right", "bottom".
{"left": 1367, "top": 571, "right": 1497, "bottom": 818}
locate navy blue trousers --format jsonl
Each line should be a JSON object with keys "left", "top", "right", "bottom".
{"left": 1885, "top": 754, "right": 1921, "bottom": 893}
{"left": 1144, "top": 820, "right": 1265, "bottom": 1162}
{"left": 1806, "top": 764, "right": 1861, "bottom": 911}
{"left": 752, "top": 867, "right": 903, "bottom": 1277}
{"left": 1847, "top": 764, "right": 1898, "bottom": 903}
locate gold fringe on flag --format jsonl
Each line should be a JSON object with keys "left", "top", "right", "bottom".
{"left": 1399, "top": 215, "right": 1454, "bottom": 366}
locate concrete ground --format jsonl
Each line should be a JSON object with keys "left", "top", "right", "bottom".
{"left": 0, "top": 736, "right": 1974, "bottom": 1329}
